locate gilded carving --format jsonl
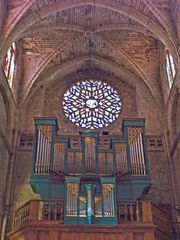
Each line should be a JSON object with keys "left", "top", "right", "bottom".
{"left": 39, "top": 125, "right": 52, "bottom": 141}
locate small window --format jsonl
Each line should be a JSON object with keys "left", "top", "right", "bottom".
{"left": 3, "top": 42, "right": 17, "bottom": 88}
{"left": 166, "top": 49, "right": 176, "bottom": 88}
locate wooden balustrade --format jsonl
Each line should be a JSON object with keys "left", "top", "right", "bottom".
{"left": 151, "top": 203, "right": 173, "bottom": 235}
{"left": 117, "top": 201, "right": 172, "bottom": 230}
{"left": 13, "top": 201, "right": 31, "bottom": 227}
{"left": 41, "top": 200, "right": 64, "bottom": 221}
{"left": 118, "top": 201, "right": 140, "bottom": 222}
{"left": 13, "top": 200, "right": 64, "bottom": 228}
{"left": 12, "top": 200, "right": 173, "bottom": 238}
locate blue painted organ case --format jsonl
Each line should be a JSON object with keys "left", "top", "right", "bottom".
{"left": 30, "top": 118, "right": 151, "bottom": 224}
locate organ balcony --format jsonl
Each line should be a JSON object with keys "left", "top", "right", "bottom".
{"left": 8, "top": 118, "right": 176, "bottom": 240}
{"left": 8, "top": 200, "right": 174, "bottom": 240}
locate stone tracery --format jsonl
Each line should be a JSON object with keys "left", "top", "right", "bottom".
{"left": 63, "top": 80, "right": 122, "bottom": 129}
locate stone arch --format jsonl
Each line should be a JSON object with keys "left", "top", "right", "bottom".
{"left": 21, "top": 56, "right": 161, "bottom": 111}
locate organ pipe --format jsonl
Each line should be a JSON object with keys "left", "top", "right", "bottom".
{"left": 129, "top": 132, "right": 146, "bottom": 176}
{"left": 35, "top": 128, "right": 51, "bottom": 174}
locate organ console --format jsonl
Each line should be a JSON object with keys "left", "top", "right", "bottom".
{"left": 30, "top": 118, "right": 151, "bottom": 224}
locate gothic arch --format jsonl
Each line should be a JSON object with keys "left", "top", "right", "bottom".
{"left": 21, "top": 56, "right": 161, "bottom": 112}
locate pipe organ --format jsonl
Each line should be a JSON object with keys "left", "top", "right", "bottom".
{"left": 30, "top": 118, "right": 151, "bottom": 224}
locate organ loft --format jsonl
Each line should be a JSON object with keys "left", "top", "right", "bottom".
{"left": 0, "top": 1, "right": 180, "bottom": 240}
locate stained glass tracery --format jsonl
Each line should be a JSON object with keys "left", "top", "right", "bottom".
{"left": 63, "top": 80, "right": 122, "bottom": 129}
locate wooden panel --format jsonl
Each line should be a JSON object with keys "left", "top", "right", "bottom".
{"left": 29, "top": 200, "right": 40, "bottom": 220}
{"left": 60, "top": 232, "right": 124, "bottom": 240}
{"left": 123, "top": 233, "right": 133, "bottom": 240}
{"left": 8, "top": 224, "right": 159, "bottom": 240}
{"left": 133, "top": 233, "right": 144, "bottom": 240}
{"left": 142, "top": 202, "right": 153, "bottom": 222}
{"left": 26, "top": 230, "right": 37, "bottom": 240}
{"left": 144, "top": 233, "right": 155, "bottom": 240}
{"left": 49, "top": 230, "right": 59, "bottom": 240}
{"left": 37, "top": 231, "right": 49, "bottom": 240}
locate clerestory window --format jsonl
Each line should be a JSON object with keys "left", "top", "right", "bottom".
{"left": 166, "top": 49, "right": 176, "bottom": 88}
{"left": 3, "top": 42, "right": 17, "bottom": 88}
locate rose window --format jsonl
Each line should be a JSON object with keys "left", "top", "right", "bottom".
{"left": 63, "top": 80, "right": 122, "bottom": 129}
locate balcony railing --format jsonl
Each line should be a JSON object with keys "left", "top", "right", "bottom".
{"left": 13, "top": 199, "right": 173, "bottom": 236}
{"left": 152, "top": 203, "right": 173, "bottom": 235}
{"left": 13, "top": 200, "right": 64, "bottom": 228}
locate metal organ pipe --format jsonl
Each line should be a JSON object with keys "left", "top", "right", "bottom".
{"left": 71, "top": 192, "right": 73, "bottom": 215}
{"left": 53, "top": 144, "right": 59, "bottom": 172}
{"left": 134, "top": 137, "right": 139, "bottom": 175}
{"left": 116, "top": 145, "right": 128, "bottom": 175}
{"left": 41, "top": 133, "right": 46, "bottom": 173}
{"left": 39, "top": 130, "right": 43, "bottom": 173}
{"left": 139, "top": 133, "right": 146, "bottom": 175}
{"left": 44, "top": 137, "right": 47, "bottom": 173}
{"left": 109, "top": 190, "right": 111, "bottom": 216}
{"left": 136, "top": 136, "right": 142, "bottom": 175}
{"left": 69, "top": 190, "right": 72, "bottom": 215}
{"left": 131, "top": 137, "right": 140, "bottom": 175}
{"left": 53, "top": 145, "right": 56, "bottom": 171}
{"left": 111, "top": 188, "right": 114, "bottom": 216}
{"left": 35, "top": 129, "right": 41, "bottom": 173}
{"left": 129, "top": 141, "right": 135, "bottom": 174}
{"left": 129, "top": 132, "right": 146, "bottom": 176}
{"left": 67, "top": 188, "right": 70, "bottom": 215}
{"left": 47, "top": 141, "right": 51, "bottom": 173}
{"left": 124, "top": 149, "right": 128, "bottom": 173}
{"left": 137, "top": 135, "right": 142, "bottom": 175}
{"left": 73, "top": 193, "right": 75, "bottom": 215}
{"left": 39, "top": 131, "right": 43, "bottom": 173}
{"left": 111, "top": 188, "right": 115, "bottom": 216}
{"left": 135, "top": 138, "right": 140, "bottom": 175}
{"left": 45, "top": 138, "right": 49, "bottom": 173}
{"left": 67, "top": 188, "right": 69, "bottom": 215}
{"left": 35, "top": 128, "right": 51, "bottom": 174}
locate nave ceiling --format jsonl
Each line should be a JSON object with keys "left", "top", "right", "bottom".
{"left": 0, "top": 0, "right": 179, "bottom": 109}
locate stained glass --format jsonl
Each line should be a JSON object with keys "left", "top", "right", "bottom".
{"left": 166, "top": 49, "right": 176, "bottom": 88}
{"left": 3, "top": 43, "right": 16, "bottom": 88}
{"left": 63, "top": 80, "right": 122, "bottom": 129}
